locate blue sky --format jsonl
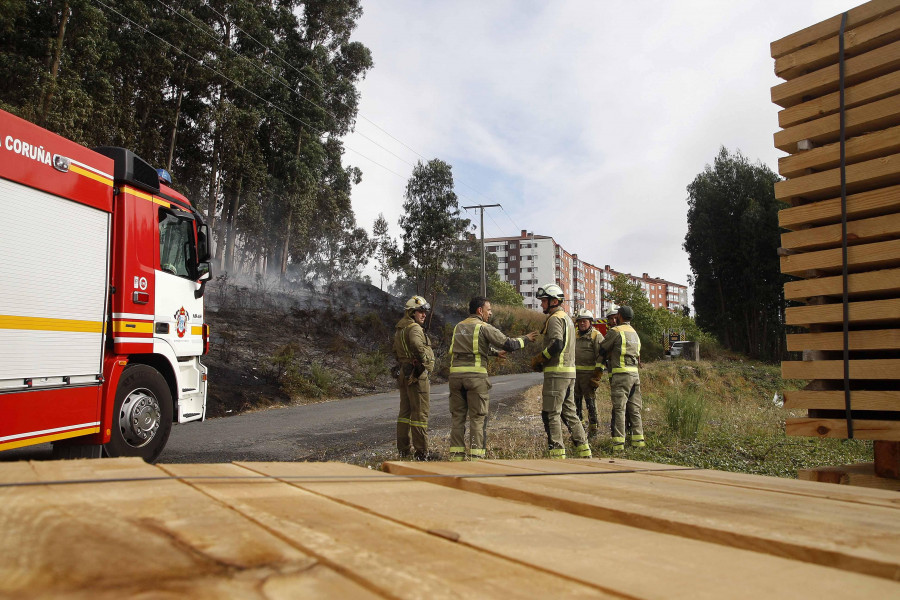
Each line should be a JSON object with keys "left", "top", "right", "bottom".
{"left": 342, "top": 0, "right": 852, "bottom": 295}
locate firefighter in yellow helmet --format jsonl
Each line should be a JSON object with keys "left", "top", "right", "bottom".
{"left": 530, "top": 283, "right": 591, "bottom": 459}
{"left": 447, "top": 296, "right": 538, "bottom": 461}
{"left": 573, "top": 308, "right": 604, "bottom": 437}
{"left": 392, "top": 295, "right": 436, "bottom": 460}
{"left": 598, "top": 304, "right": 644, "bottom": 451}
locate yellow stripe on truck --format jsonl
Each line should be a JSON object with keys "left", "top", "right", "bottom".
{"left": 112, "top": 321, "right": 153, "bottom": 334}
{"left": 0, "top": 314, "right": 103, "bottom": 333}
{"left": 0, "top": 427, "right": 100, "bottom": 452}
{"left": 69, "top": 164, "right": 113, "bottom": 187}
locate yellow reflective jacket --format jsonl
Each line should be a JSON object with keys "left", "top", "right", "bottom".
{"left": 539, "top": 306, "right": 576, "bottom": 378}
{"left": 392, "top": 315, "right": 435, "bottom": 371}
{"left": 574, "top": 327, "right": 604, "bottom": 372}
{"left": 449, "top": 315, "right": 528, "bottom": 376}
{"left": 598, "top": 323, "right": 641, "bottom": 375}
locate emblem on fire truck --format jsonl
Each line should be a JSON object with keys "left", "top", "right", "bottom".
{"left": 174, "top": 307, "right": 188, "bottom": 338}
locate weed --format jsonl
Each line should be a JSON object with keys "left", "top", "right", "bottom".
{"left": 662, "top": 387, "right": 708, "bottom": 439}
{"left": 353, "top": 350, "right": 388, "bottom": 385}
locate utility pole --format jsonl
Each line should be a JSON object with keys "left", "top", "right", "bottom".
{"left": 462, "top": 203, "right": 501, "bottom": 296}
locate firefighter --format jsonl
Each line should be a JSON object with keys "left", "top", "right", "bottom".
{"left": 392, "top": 295, "right": 435, "bottom": 460}
{"left": 447, "top": 297, "right": 538, "bottom": 461}
{"left": 598, "top": 304, "right": 644, "bottom": 452}
{"left": 530, "top": 283, "right": 591, "bottom": 459}
{"left": 573, "top": 308, "right": 604, "bottom": 437}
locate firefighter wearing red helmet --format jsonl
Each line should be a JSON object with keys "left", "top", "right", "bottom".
{"left": 531, "top": 283, "right": 591, "bottom": 459}
{"left": 392, "top": 295, "right": 435, "bottom": 460}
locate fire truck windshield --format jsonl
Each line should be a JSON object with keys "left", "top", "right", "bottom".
{"left": 159, "top": 209, "right": 195, "bottom": 278}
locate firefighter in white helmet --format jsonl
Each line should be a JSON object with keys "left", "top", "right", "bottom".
{"left": 530, "top": 283, "right": 591, "bottom": 459}
{"left": 392, "top": 295, "right": 435, "bottom": 460}
{"left": 573, "top": 308, "right": 604, "bottom": 436}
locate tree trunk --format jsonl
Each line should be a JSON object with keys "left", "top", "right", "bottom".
{"left": 166, "top": 65, "right": 189, "bottom": 171}
{"left": 39, "top": 0, "right": 70, "bottom": 126}
{"left": 280, "top": 207, "right": 292, "bottom": 279}
{"left": 224, "top": 176, "right": 243, "bottom": 273}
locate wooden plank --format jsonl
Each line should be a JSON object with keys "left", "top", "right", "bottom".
{"left": 784, "top": 390, "right": 900, "bottom": 410}
{"left": 772, "top": 39, "right": 900, "bottom": 108}
{"left": 774, "top": 95, "right": 900, "bottom": 155}
{"left": 784, "top": 267, "right": 900, "bottom": 300}
{"left": 381, "top": 459, "right": 900, "bottom": 582}
{"left": 799, "top": 462, "right": 900, "bottom": 490}
{"left": 875, "top": 440, "right": 900, "bottom": 478}
{"left": 775, "top": 153, "right": 900, "bottom": 204}
{"left": 244, "top": 462, "right": 900, "bottom": 596}
{"left": 779, "top": 126, "right": 900, "bottom": 179}
{"left": 787, "top": 417, "right": 900, "bottom": 441}
{"left": 787, "top": 329, "right": 900, "bottom": 350}
{"left": 771, "top": 0, "right": 900, "bottom": 59}
{"left": 156, "top": 462, "right": 604, "bottom": 599}
{"left": 781, "top": 212, "right": 900, "bottom": 251}
{"left": 784, "top": 297, "right": 900, "bottom": 325}
{"left": 779, "top": 70, "right": 900, "bottom": 129}
{"left": 779, "top": 184, "right": 900, "bottom": 230}
{"left": 0, "top": 458, "right": 374, "bottom": 598}
{"left": 782, "top": 358, "right": 900, "bottom": 379}
{"left": 776, "top": 10, "right": 900, "bottom": 80}
{"left": 479, "top": 458, "right": 900, "bottom": 510}
{"left": 780, "top": 238, "right": 900, "bottom": 275}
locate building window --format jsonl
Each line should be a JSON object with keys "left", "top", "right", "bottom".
{"left": 510, "top": 267, "right": 517, "bottom": 273}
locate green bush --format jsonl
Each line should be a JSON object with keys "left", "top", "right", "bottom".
{"left": 353, "top": 350, "right": 388, "bottom": 385}
{"left": 663, "top": 387, "right": 708, "bottom": 439}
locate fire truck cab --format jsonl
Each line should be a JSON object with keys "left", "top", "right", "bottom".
{"left": 0, "top": 109, "right": 210, "bottom": 462}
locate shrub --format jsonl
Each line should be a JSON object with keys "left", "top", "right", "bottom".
{"left": 663, "top": 387, "right": 708, "bottom": 439}
{"left": 353, "top": 350, "right": 388, "bottom": 385}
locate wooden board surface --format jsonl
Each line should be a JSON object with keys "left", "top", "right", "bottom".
{"left": 774, "top": 94, "right": 900, "bottom": 154}
{"left": 3, "top": 458, "right": 900, "bottom": 598}
{"left": 783, "top": 267, "right": 900, "bottom": 300}
{"left": 778, "top": 69, "right": 900, "bottom": 128}
{"left": 784, "top": 297, "right": 900, "bottom": 326}
{"left": 382, "top": 458, "right": 900, "bottom": 582}
{"left": 785, "top": 389, "right": 900, "bottom": 411}
{"left": 774, "top": 153, "right": 900, "bottom": 203}
{"left": 787, "top": 329, "right": 900, "bottom": 350}
{"left": 781, "top": 212, "right": 900, "bottom": 251}
{"left": 779, "top": 184, "right": 900, "bottom": 230}
{"left": 775, "top": 9, "right": 900, "bottom": 80}
{"left": 771, "top": 0, "right": 900, "bottom": 59}
{"left": 771, "top": 39, "right": 900, "bottom": 108}
{"left": 799, "top": 462, "right": 900, "bottom": 490}
{"left": 780, "top": 238, "right": 900, "bottom": 275}
{"left": 782, "top": 358, "right": 900, "bottom": 379}
{"left": 778, "top": 126, "right": 900, "bottom": 179}
{"left": 787, "top": 417, "right": 900, "bottom": 441}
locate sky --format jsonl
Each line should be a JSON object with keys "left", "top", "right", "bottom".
{"left": 341, "top": 0, "right": 852, "bottom": 297}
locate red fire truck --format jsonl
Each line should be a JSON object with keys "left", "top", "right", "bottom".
{"left": 0, "top": 108, "right": 211, "bottom": 462}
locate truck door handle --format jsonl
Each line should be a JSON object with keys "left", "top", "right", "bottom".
{"left": 133, "top": 292, "right": 149, "bottom": 304}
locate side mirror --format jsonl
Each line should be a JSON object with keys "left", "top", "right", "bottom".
{"left": 195, "top": 262, "right": 212, "bottom": 299}
{"left": 197, "top": 225, "right": 211, "bottom": 262}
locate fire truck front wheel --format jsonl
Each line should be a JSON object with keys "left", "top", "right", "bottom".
{"left": 105, "top": 364, "right": 173, "bottom": 463}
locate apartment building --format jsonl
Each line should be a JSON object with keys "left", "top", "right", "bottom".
{"left": 484, "top": 230, "right": 688, "bottom": 315}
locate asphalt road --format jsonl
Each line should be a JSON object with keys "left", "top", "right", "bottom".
{"left": 1, "top": 372, "right": 543, "bottom": 463}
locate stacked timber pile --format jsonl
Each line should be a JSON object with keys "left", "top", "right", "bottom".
{"left": 2, "top": 457, "right": 900, "bottom": 597}
{"left": 772, "top": 0, "right": 900, "bottom": 481}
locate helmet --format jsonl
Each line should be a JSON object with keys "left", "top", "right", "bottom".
{"left": 535, "top": 283, "right": 564, "bottom": 301}
{"left": 575, "top": 308, "right": 594, "bottom": 322}
{"left": 605, "top": 304, "right": 619, "bottom": 319}
{"left": 405, "top": 295, "right": 431, "bottom": 313}
{"left": 618, "top": 305, "right": 634, "bottom": 321}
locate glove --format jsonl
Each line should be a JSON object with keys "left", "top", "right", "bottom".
{"left": 412, "top": 363, "right": 425, "bottom": 378}
{"left": 531, "top": 353, "right": 546, "bottom": 372}
{"left": 589, "top": 368, "right": 604, "bottom": 389}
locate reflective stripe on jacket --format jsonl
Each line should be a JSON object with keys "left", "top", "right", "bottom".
{"left": 540, "top": 307, "right": 576, "bottom": 377}
{"left": 598, "top": 323, "right": 640, "bottom": 374}
{"left": 449, "top": 315, "right": 527, "bottom": 375}
{"left": 574, "top": 327, "right": 604, "bottom": 371}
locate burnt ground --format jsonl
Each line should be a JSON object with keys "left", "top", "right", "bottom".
{"left": 203, "top": 278, "right": 466, "bottom": 418}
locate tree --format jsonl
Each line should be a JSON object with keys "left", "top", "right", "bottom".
{"left": 487, "top": 277, "right": 524, "bottom": 306}
{"left": 684, "top": 147, "right": 785, "bottom": 360}
{"left": 372, "top": 213, "right": 396, "bottom": 290}
{"left": 395, "top": 159, "right": 471, "bottom": 301}
{"left": 607, "top": 274, "right": 655, "bottom": 338}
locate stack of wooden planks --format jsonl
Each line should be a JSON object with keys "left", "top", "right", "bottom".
{"left": 773, "top": 0, "right": 900, "bottom": 451}
{"left": 2, "top": 457, "right": 900, "bottom": 598}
